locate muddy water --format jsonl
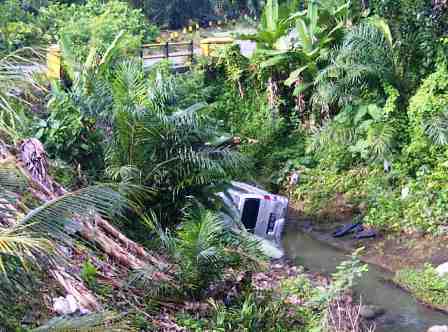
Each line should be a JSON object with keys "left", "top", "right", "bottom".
{"left": 282, "top": 222, "right": 448, "bottom": 332}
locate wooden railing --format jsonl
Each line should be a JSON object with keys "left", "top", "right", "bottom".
{"left": 141, "top": 41, "right": 194, "bottom": 64}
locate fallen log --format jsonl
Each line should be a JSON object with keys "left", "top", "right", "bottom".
{"left": 0, "top": 138, "right": 172, "bottom": 312}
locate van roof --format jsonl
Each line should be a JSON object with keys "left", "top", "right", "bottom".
{"left": 230, "top": 181, "right": 270, "bottom": 196}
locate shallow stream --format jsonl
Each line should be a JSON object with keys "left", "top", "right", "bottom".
{"left": 282, "top": 221, "right": 448, "bottom": 332}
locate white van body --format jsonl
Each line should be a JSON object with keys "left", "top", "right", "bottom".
{"left": 218, "top": 182, "right": 288, "bottom": 257}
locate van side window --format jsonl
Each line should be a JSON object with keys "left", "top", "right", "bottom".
{"left": 241, "top": 198, "right": 260, "bottom": 231}
{"left": 267, "top": 213, "right": 276, "bottom": 234}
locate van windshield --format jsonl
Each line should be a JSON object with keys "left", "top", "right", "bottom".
{"left": 241, "top": 198, "right": 260, "bottom": 231}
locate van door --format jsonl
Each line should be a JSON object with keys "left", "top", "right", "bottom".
{"left": 240, "top": 197, "right": 261, "bottom": 232}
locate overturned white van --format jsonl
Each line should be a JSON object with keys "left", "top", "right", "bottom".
{"left": 218, "top": 181, "right": 288, "bottom": 258}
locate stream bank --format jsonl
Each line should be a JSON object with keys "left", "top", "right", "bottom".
{"left": 282, "top": 219, "right": 448, "bottom": 332}
{"left": 287, "top": 199, "right": 448, "bottom": 275}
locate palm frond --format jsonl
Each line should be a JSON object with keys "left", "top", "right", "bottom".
{"left": 0, "top": 225, "right": 52, "bottom": 274}
{"left": 424, "top": 109, "right": 448, "bottom": 146}
{"left": 148, "top": 70, "right": 178, "bottom": 111}
{"left": 33, "top": 311, "right": 132, "bottom": 332}
{"left": 177, "top": 209, "right": 224, "bottom": 267}
{"left": 20, "top": 184, "right": 130, "bottom": 240}
{"left": 107, "top": 96, "right": 247, "bottom": 207}
{"left": 365, "top": 121, "right": 395, "bottom": 160}
{"left": 111, "top": 58, "right": 147, "bottom": 110}
{"left": 307, "top": 119, "right": 356, "bottom": 154}
{"left": 313, "top": 22, "right": 397, "bottom": 109}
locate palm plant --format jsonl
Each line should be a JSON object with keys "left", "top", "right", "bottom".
{"left": 0, "top": 48, "right": 46, "bottom": 142}
{"left": 107, "top": 101, "right": 246, "bottom": 214}
{"left": 49, "top": 35, "right": 246, "bottom": 220}
{"left": 144, "top": 207, "right": 263, "bottom": 297}
{"left": 175, "top": 209, "right": 225, "bottom": 292}
{"left": 105, "top": 61, "right": 247, "bottom": 219}
{"left": 424, "top": 107, "right": 448, "bottom": 146}
{"left": 284, "top": 0, "right": 349, "bottom": 95}
{"left": 313, "top": 19, "right": 397, "bottom": 111}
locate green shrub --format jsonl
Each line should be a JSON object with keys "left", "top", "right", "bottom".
{"left": 39, "top": 0, "right": 158, "bottom": 61}
{"left": 294, "top": 161, "right": 448, "bottom": 233}
{"left": 367, "top": 165, "right": 448, "bottom": 234}
{"left": 395, "top": 264, "right": 448, "bottom": 308}
{"left": 294, "top": 166, "right": 387, "bottom": 219}
{"left": 176, "top": 250, "right": 367, "bottom": 331}
{"left": 33, "top": 87, "right": 105, "bottom": 176}
{"left": 369, "top": 0, "right": 448, "bottom": 91}
{"left": 171, "top": 209, "right": 263, "bottom": 297}
{"left": 0, "top": 0, "right": 43, "bottom": 52}
{"left": 405, "top": 63, "right": 448, "bottom": 172}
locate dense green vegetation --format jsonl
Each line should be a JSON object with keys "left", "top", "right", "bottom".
{"left": 2, "top": 0, "right": 448, "bottom": 328}
{"left": 395, "top": 265, "right": 448, "bottom": 309}
{"left": 206, "top": 0, "right": 448, "bottom": 236}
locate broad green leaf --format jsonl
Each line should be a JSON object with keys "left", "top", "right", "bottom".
{"left": 284, "top": 65, "right": 309, "bottom": 86}
{"left": 260, "top": 55, "right": 288, "bottom": 68}
{"left": 293, "top": 81, "right": 313, "bottom": 95}
{"left": 265, "top": 0, "right": 279, "bottom": 32}
{"left": 367, "top": 104, "right": 384, "bottom": 121}
{"left": 296, "top": 19, "right": 312, "bottom": 53}
{"left": 307, "top": 0, "right": 318, "bottom": 37}
{"left": 354, "top": 105, "right": 369, "bottom": 124}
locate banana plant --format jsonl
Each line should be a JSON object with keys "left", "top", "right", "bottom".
{"left": 244, "top": 0, "right": 350, "bottom": 97}
{"left": 239, "top": 0, "right": 299, "bottom": 51}
{"left": 284, "top": 0, "right": 349, "bottom": 95}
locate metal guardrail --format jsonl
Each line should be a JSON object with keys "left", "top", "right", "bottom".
{"left": 47, "top": 37, "right": 236, "bottom": 78}
{"left": 140, "top": 41, "right": 194, "bottom": 63}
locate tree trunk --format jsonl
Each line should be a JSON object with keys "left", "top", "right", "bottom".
{"left": 0, "top": 138, "right": 172, "bottom": 312}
